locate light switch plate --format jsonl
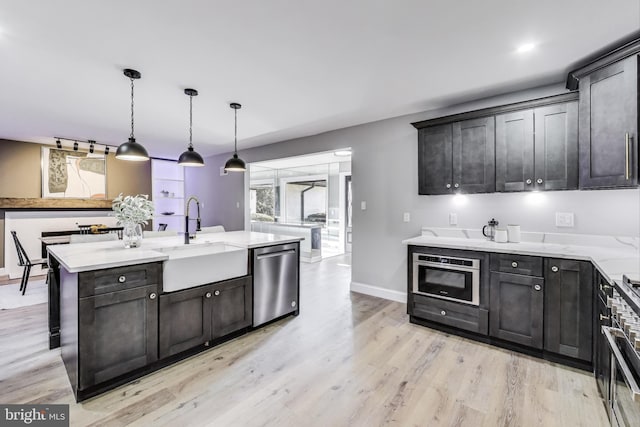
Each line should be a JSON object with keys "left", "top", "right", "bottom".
{"left": 403, "top": 212, "right": 410, "bottom": 223}
{"left": 555, "top": 212, "right": 574, "bottom": 227}
{"left": 220, "top": 166, "right": 228, "bottom": 176}
{"left": 361, "top": 201, "right": 367, "bottom": 210}
{"left": 449, "top": 213, "right": 458, "bottom": 226}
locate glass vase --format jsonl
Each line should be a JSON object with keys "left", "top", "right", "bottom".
{"left": 123, "top": 222, "right": 143, "bottom": 248}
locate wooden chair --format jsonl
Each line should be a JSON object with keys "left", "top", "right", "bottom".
{"left": 11, "top": 231, "right": 49, "bottom": 296}
{"left": 158, "top": 223, "right": 168, "bottom": 231}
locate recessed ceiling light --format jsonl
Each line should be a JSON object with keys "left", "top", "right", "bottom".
{"left": 516, "top": 43, "right": 536, "bottom": 54}
{"left": 334, "top": 149, "right": 351, "bottom": 157}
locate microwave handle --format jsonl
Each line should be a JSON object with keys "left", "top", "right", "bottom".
{"left": 603, "top": 326, "right": 640, "bottom": 402}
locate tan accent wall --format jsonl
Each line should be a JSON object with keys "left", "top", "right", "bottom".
{"left": 0, "top": 139, "right": 153, "bottom": 268}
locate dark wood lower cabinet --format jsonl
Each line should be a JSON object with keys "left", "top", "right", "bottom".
{"left": 489, "top": 272, "right": 544, "bottom": 349}
{"left": 543, "top": 259, "right": 593, "bottom": 362}
{"left": 78, "top": 284, "right": 159, "bottom": 390}
{"left": 159, "top": 276, "right": 252, "bottom": 358}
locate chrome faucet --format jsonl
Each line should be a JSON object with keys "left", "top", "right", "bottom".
{"left": 185, "top": 196, "right": 202, "bottom": 244}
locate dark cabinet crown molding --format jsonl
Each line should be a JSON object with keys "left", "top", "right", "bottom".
{"left": 411, "top": 92, "right": 578, "bottom": 130}
{"left": 566, "top": 30, "right": 640, "bottom": 90}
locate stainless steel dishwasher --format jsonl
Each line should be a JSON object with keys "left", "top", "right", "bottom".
{"left": 252, "top": 242, "right": 299, "bottom": 327}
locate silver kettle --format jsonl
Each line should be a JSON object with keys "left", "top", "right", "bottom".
{"left": 482, "top": 218, "right": 499, "bottom": 241}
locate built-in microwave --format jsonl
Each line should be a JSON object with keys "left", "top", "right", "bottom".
{"left": 412, "top": 253, "right": 480, "bottom": 306}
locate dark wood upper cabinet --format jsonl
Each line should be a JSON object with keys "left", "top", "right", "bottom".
{"left": 452, "top": 117, "right": 495, "bottom": 193}
{"left": 543, "top": 259, "right": 593, "bottom": 362}
{"left": 496, "top": 103, "right": 577, "bottom": 192}
{"left": 418, "top": 124, "right": 453, "bottom": 195}
{"left": 533, "top": 102, "right": 579, "bottom": 191}
{"left": 496, "top": 109, "right": 535, "bottom": 192}
{"left": 578, "top": 55, "right": 638, "bottom": 188}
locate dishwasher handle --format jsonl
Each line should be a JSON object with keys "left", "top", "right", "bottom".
{"left": 256, "top": 249, "right": 296, "bottom": 260}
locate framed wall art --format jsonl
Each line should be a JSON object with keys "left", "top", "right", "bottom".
{"left": 42, "top": 147, "right": 107, "bottom": 199}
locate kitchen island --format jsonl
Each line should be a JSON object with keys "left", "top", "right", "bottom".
{"left": 47, "top": 231, "right": 303, "bottom": 402}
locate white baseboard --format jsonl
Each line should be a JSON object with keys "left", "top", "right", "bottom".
{"left": 350, "top": 281, "right": 407, "bottom": 304}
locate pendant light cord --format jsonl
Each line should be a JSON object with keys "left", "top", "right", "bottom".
{"left": 234, "top": 107, "right": 238, "bottom": 154}
{"left": 189, "top": 94, "right": 193, "bottom": 148}
{"left": 130, "top": 77, "right": 135, "bottom": 139}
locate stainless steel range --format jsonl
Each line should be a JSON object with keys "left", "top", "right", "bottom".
{"left": 605, "top": 274, "right": 640, "bottom": 427}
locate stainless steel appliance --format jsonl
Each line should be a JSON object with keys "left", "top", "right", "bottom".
{"left": 412, "top": 253, "right": 480, "bottom": 305}
{"left": 605, "top": 286, "right": 640, "bottom": 426}
{"left": 253, "top": 243, "right": 299, "bottom": 327}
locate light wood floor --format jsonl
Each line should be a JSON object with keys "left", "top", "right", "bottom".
{"left": 0, "top": 255, "right": 608, "bottom": 426}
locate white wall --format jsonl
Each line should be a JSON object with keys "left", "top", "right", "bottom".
{"left": 185, "top": 82, "right": 640, "bottom": 295}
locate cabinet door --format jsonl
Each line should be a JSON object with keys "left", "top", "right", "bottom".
{"left": 544, "top": 259, "right": 593, "bottom": 362}
{"left": 159, "top": 286, "right": 213, "bottom": 358}
{"left": 78, "top": 285, "right": 158, "bottom": 390}
{"left": 211, "top": 276, "right": 252, "bottom": 340}
{"left": 579, "top": 56, "right": 638, "bottom": 188}
{"left": 489, "top": 272, "right": 543, "bottom": 348}
{"left": 418, "top": 124, "right": 453, "bottom": 195}
{"left": 452, "top": 117, "right": 496, "bottom": 193}
{"left": 534, "top": 102, "right": 578, "bottom": 191}
{"left": 496, "top": 109, "right": 535, "bottom": 192}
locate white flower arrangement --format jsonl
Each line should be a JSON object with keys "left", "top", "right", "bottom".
{"left": 112, "top": 193, "right": 154, "bottom": 225}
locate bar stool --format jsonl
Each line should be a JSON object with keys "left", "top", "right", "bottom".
{"left": 11, "top": 231, "right": 49, "bottom": 296}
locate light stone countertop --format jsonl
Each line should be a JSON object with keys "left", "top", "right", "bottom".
{"left": 48, "top": 230, "right": 304, "bottom": 273}
{"left": 402, "top": 228, "right": 640, "bottom": 289}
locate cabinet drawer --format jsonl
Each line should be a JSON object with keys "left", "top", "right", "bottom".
{"left": 411, "top": 293, "right": 488, "bottom": 335}
{"left": 596, "top": 273, "right": 614, "bottom": 302}
{"left": 490, "top": 253, "right": 542, "bottom": 276}
{"left": 79, "top": 263, "right": 161, "bottom": 297}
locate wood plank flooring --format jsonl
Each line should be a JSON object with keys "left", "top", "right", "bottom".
{"left": 0, "top": 255, "right": 608, "bottom": 426}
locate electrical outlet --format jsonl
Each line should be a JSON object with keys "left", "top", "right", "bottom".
{"left": 361, "top": 201, "right": 367, "bottom": 210}
{"left": 449, "top": 213, "right": 458, "bottom": 226}
{"left": 403, "top": 212, "right": 410, "bottom": 223}
{"left": 555, "top": 212, "right": 574, "bottom": 227}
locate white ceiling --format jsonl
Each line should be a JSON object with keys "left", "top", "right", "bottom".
{"left": 0, "top": 1, "right": 638, "bottom": 159}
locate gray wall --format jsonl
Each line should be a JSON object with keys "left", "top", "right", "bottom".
{"left": 185, "top": 83, "right": 640, "bottom": 294}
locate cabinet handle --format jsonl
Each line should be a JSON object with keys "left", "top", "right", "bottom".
{"left": 534, "top": 284, "right": 541, "bottom": 291}
{"left": 625, "top": 133, "right": 630, "bottom": 180}
{"left": 454, "top": 183, "right": 459, "bottom": 188}
{"left": 600, "top": 283, "right": 611, "bottom": 291}
{"left": 440, "top": 310, "right": 446, "bottom": 316}
{"left": 551, "top": 266, "right": 559, "bottom": 273}
{"left": 214, "top": 290, "right": 220, "bottom": 296}
{"left": 205, "top": 292, "right": 212, "bottom": 298}
{"left": 600, "top": 314, "right": 610, "bottom": 321}
{"left": 149, "top": 292, "right": 157, "bottom": 300}
{"left": 118, "top": 275, "right": 126, "bottom": 283}
{"left": 525, "top": 179, "right": 532, "bottom": 185}
{"left": 511, "top": 261, "right": 518, "bottom": 268}
{"left": 446, "top": 184, "right": 451, "bottom": 189}
{"left": 536, "top": 178, "right": 543, "bottom": 184}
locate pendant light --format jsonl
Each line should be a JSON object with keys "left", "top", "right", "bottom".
{"left": 178, "top": 88, "right": 205, "bottom": 166}
{"left": 116, "top": 69, "right": 150, "bottom": 161}
{"left": 224, "top": 102, "right": 246, "bottom": 172}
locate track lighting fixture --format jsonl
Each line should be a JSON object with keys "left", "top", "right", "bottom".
{"left": 56, "top": 139, "right": 62, "bottom": 149}
{"left": 73, "top": 142, "right": 78, "bottom": 151}
{"left": 89, "top": 140, "right": 95, "bottom": 154}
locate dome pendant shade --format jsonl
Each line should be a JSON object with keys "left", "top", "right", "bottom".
{"left": 224, "top": 102, "right": 246, "bottom": 172}
{"left": 115, "top": 137, "right": 150, "bottom": 161}
{"left": 178, "top": 88, "right": 204, "bottom": 167}
{"left": 116, "top": 68, "right": 149, "bottom": 161}
{"left": 224, "top": 153, "right": 246, "bottom": 172}
{"left": 178, "top": 145, "right": 204, "bottom": 167}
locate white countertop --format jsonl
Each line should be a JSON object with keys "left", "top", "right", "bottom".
{"left": 48, "top": 231, "right": 303, "bottom": 273}
{"left": 403, "top": 231, "right": 640, "bottom": 288}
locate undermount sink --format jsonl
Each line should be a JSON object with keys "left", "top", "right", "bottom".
{"left": 159, "top": 242, "right": 248, "bottom": 292}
